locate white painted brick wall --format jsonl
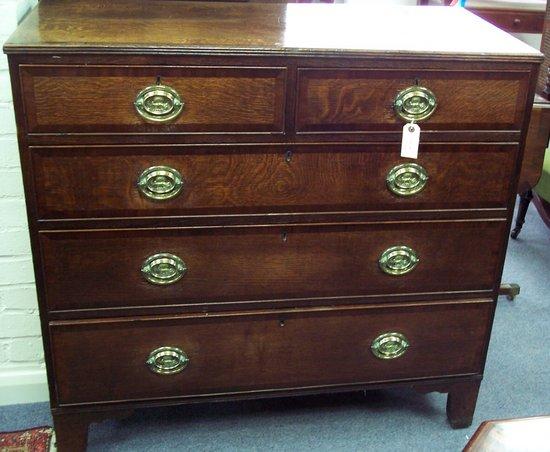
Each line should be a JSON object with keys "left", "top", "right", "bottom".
{"left": 0, "top": 0, "right": 45, "bottom": 389}
{"left": 0, "top": 0, "right": 20, "bottom": 35}
{"left": 6, "top": 337, "right": 44, "bottom": 362}
{"left": 0, "top": 70, "right": 12, "bottom": 103}
{"left": 0, "top": 103, "right": 17, "bottom": 135}
{"left": 0, "top": 230, "right": 32, "bottom": 256}
{"left": 0, "top": 313, "right": 41, "bottom": 339}
{"left": 0, "top": 170, "right": 25, "bottom": 198}
{"left": 0, "top": 200, "right": 28, "bottom": 229}
{"left": 0, "top": 285, "right": 38, "bottom": 310}
{"left": 0, "top": 136, "right": 20, "bottom": 168}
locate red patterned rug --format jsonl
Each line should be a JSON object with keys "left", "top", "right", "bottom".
{"left": 0, "top": 426, "right": 55, "bottom": 452}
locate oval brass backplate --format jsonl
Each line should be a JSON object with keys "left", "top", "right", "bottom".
{"left": 386, "top": 163, "right": 428, "bottom": 197}
{"left": 146, "top": 346, "right": 189, "bottom": 375}
{"left": 137, "top": 166, "right": 184, "bottom": 201}
{"left": 394, "top": 86, "right": 437, "bottom": 122}
{"left": 379, "top": 245, "right": 419, "bottom": 276}
{"left": 371, "top": 332, "right": 410, "bottom": 359}
{"left": 141, "top": 253, "right": 187, "bottom": 285}
{"left": 134, "top": 84, "right": 184, "bottom": 123}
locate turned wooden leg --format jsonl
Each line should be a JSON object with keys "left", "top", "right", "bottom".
{"left": 511, "top": 189, "right": 533, "bottom": 239}
{"left": 52, "top": 413, "right": 90, "bottom": 452}
{"left": 446, "top": 380, "right": 481, "bottom": 429}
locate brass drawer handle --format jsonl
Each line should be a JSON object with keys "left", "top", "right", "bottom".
{"left": 134, "top": 84, "right": 184, "bottom": 123}
{"left": 141, "top": 253, "right": 187, "bottom": 285}
{"left": 394, "top": 86, "right": 437, "bottom": 122}
{"left": 379, "top": 245, "right": 419, "bottom": 276}
{"left": 386, "top": 163, "right": 428, "bottom": 197}
{"left": 137, "top": 166, "right": 184, "bottom": 201}
{"left": 371, "top": 332, "right": 409, "bottom": 359}
{"left": 146, "top": 346, "right": 189, "bottom": 375}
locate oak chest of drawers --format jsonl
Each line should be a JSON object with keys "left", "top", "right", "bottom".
{"left": 3, "top": 1, "right": 542, "bottom": 450}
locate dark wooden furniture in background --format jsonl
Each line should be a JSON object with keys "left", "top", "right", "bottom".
{"left": 464, "top": 416, "right": 550, "bottom": 451}
{"left": 538, "top": 0, "right": 550, "bottom": 99}
{"left": 3, "top": 2, "right": 542, "bottom": 450}
{"left": 511, "top": 0, "right": 550, "bottom": 238}
{"left": 416, "top": 1, "right": 545, "bottom": 34}
{"left": 468, "top": 6, "right": 545, "bottom": 34}
{"left": 511, "top": 97, "right": 550, "bottom": 238}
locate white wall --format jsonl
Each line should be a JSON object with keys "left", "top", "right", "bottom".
{"left": 0, "top": 0, "right": 47, "bottom": 406}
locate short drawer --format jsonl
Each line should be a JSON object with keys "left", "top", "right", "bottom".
{"left": 19, "top": 65, "right": 286, "bottom": 134}
{"left": 40, "top": 221, "right": 505, "bottom": 312}
{"left": 296, "top": 69, "right": 530, "bottom": 132}
{"left": 50, "top": 301, "right": 492, "bottom": 405}
{"left": 31, "top": 143, "right": 517, "bottom": 220}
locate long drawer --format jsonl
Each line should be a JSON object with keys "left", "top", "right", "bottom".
{"left": 19, "top": 65, "right": 286, "bottom": 134}
{"left": 40, "top": 221, "right": 505, "bottom": 312}
{"left": 50, "top": 300, "right": 492, "bottom": 405}
{"left": 296, "top": 69, "right": 530, "bottom": 132}
{"left": 31, "top": 143, "right": 517, "bottom": 220}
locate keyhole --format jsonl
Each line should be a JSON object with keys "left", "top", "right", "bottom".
{"left": 279, "top": 320, "right": 286, "bottom": 327}
{"left": 284, "top": 150, "right": 293, "bottom": 163}
{"left": 281, "top": 231, "right": 288, "bottom": 242}
{"left": 156, "top": 76, "right": 162, "bottom": 85}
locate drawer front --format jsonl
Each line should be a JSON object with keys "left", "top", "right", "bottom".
{"left": 32, "top": 143, "right": 517, "bottom": 220}
{"left": 296, "top": 69, "right": 529, "bottom": 132}
{"left": 20, "top": 65, "right": 286, "bottom": 134}
{"left": 50, "top": 301, "right": 492, "bottom": 405}
{"left": 40, "top": 221, "right": 505, "bottom": 312}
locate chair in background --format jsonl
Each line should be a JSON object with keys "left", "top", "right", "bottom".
{"left": 511, "top": 99, "right": 550, "bottom": 239}
{"left": 511, "top": 0, "right": 550, "bottom": 239}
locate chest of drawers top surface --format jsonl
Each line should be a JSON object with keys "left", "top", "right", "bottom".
{"left": 3, "top": 0, "right": 542, "bottom": 59}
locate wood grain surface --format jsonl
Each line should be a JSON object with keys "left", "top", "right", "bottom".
{"left": 20, "top": 65, "right": 285, "bottom": 134}
{"left": 517, "top": 100, "right": 550, "bottom": 193}
{"left": 50, "top": 300, "right": 492, "bottom": 405}
{"left": 465, "top": 416, "right": 550, "bottom": 451}
{"left": 31, "top": 143, "right": 518, "bottom": 219}
{"left": 39, "top": 221, "right": 505, "bottom": 312}
{"left": 296, "top": 69, "right": 529, "bottom": 132}
{"left": 3, "top": 1, "right": 541, "bottom": 60}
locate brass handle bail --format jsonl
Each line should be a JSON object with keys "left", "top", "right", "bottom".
{"left": 141, "top": 253, "right": 187, "bottom": 285}
{"left": 146, "top": 346, "right": 189, "bottom": 374}
{"left": 134, "top": 84, "right": 184, "bottom": 123}
{"left": 379, "top": 246, "right": 419, "bottom": 276}
{"left": 371, "top": 332, "right": 410, "bottom": 359}
{"left": 137, "top": 166, "right": 184, "bottom": 201}
{"left": 386, "top": 163, "right": 428, "bottom": 197}
{"left": 394, "top": 86, "right": 437, "bottom": 122}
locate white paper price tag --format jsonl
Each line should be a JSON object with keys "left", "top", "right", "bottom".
{"left": 401, "top": 123, "right": 420, "bottom": 159}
